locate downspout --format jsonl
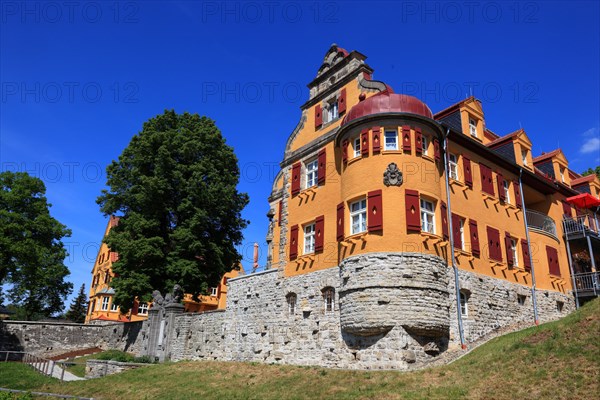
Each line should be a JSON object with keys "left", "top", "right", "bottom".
{"left": 519, "top": 168, "right": 540, "bottom": 323}
{"left": 442, "top": 128, "right": 466, "bottom": 349}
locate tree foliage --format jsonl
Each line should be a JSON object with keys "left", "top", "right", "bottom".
{"left": 97, "top": 110, "right": 249, "bottom": 310}
{"left": 581, "top": 166, "right": 600, "bottom": 179}
{"left": 65, "top": 284, "right": 88, "bottom": 323}
{"left": 0, "top": 171, "right": 73, "bottom": 320}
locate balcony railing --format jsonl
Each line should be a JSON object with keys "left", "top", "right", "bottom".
{"left": 526, "top": 210, "right": 557, "bottom": 238}
{"left": 572, "top": 272, "right": 600, "bottom": 296}
{"left": 563, "top": 215, "right": 599, "bottom": 237}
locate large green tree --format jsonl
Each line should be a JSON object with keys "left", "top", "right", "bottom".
{"left": 581, "top": 166, "right": 600, "bottom": 179}
{"left": 65, "top": 284, "right": 88, "bottom": 323}
{"left": 97, "top": 110, "right": 249, "bottom": 310}
{"left": 0, "top": 171, "right": 73, "bottom": 320}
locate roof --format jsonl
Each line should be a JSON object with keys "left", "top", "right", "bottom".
{"left": 92, "top": 315, "right": 130, "bottom": 322}
{"left": 532, "top": 149, "right": 562, "bottom": 164}
{"left": 571, "top": 174, "right": 596, "bottom": 186}
{"left": 433, "top": 96, "right": 474, "bottom": 119}
{"left": 341, "top": 91, "right": 433, "bottom": 126}
{"left": 486, "top": 129, "right": 522, "bottom": 148}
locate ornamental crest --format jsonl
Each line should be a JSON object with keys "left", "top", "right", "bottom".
{"left": 383, "top": 162, "right": 403, "bottom": 187}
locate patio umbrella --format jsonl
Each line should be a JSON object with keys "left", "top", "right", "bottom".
{"left": 566, "top": 193, "right": 600, "bottom": 209}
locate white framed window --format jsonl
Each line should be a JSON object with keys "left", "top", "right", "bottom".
{"left": 138, "top": 303, "right": 149, "bottom": 315}
{"left": 110, "top": 301, "right": 118, "bottom": 312}
{"left": 521, "top": 150, "right": 528, "bottom": 165}
{"left": 323, "top": 287, "right": 335, "bottom": 312}
{"left": 384, "top": 130, "right": 398, "bottom": 150}
{"left": 460, "top": 291, "right": 469, "bottom": 317}
{"left": 511, "top": 238, "right": 518, "bottom": 267}
{"left": 422, "top": 135, "right": 429, "bottom": 155}
{"left": 350, "top": 198, "right": 367, "bottom": 235}
{"left": 448, "top": 153, "right": 458, "bottom": 180}
{"left": 304, "top": 223, "right": 316, "bottom": 254}
{"left": 353, "top": 137, "right": 361, "bottom": 158}
{"left": 305, "top": 158, "right": 318, "bottom": 188}
{"left": 101, "top": 296, "right": 110, "bottom": 311}
{"left": 287, "top": 293, "right": 297, "bottom": 315}
{"left": 560, "top": 168, "right": 565, "bottom": 183}
{"left": 503, "top": 180, "right": 510, "bottom": 204}
{"left": 420, "top": 199, "right": 435, "bottom": 234}
{"left": 211, "top": 287, "right": 218, "bottom": 297}
{"left": 459, "top": 218, "right": 465, "bottom": 251}
{"left": 327, "top": 99, "right": 338, "bottom": 122}
{"left": 469, "top": 118, "right": 477, "bottom": 137}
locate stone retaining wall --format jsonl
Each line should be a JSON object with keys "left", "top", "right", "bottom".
{"left": 85, "top": 359, "right": 150, "bottom": 378}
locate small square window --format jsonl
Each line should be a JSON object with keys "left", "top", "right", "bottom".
{"left": 384, "top": 130, "right": 398, "bottom": 151}
{"left": 211, "top": 287, "right": 218, "bottom": 297}
{"left": 420, "top": 199, "right": 435, "bottom": 234}
{"left": 517, "top": 294, "right": 526, "bottom": 305}
{"left": 459, "top": 218, "right": 465, "bottom": 251}
{"left": 110, "top": 301, "right": 118, "bottom": 312}
{"left": 556, "top": 301, "right": 564, "bottom": 312}
{"left": 304, "top": 223, "right": 316, "bottom": 254}
{"left": 101, "top": 297, "right": 110, "bottom": 311}
{"left": 287, "top": 293, "right": 297, "bottom": 315}
{"left": 448, "top": 153, "right": 458, "bottom": 180}
{"left": 460, "top": 291, "right": 469, "bottom": 317}
{"left": 350, "top": 199, "right": 367, "bottom": 235}
{"left": 521, "top": 150, "right": 528, "bottom": 165}
{"left": 511, "top": 238, "right": 518, "bottom": 267}
{"left": 422, "top": 136, "right": 429, "bottom": 155}
{"left": 503, "top": 180, "right": 510, "bottom": 204}
{"left": 327, "top": 99, "right": 339, "bottom": 122}
{"left": 138, "top": 303, "right": 149, "bottom": 315}
{"left": 323, "top": 288, "right": 335, "bottom": 313}
{"left": 305, "top": 158, "right": 318, "bottom": 188}
{"left": 353, "top": 137, "right": 361, "bottom": 158}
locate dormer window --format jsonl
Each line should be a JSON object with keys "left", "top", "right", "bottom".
{"left": 560, "top": 168, "right": 565, "bottom": 183}
{"left": 521, "top": 150, "right": 528, "bottom": 165}
{"left": 469, "top": 118, "right": 477, "bottom": 137}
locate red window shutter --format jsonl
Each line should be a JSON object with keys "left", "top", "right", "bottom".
{"left": 514, "top": 180, "right": 522, "bottom": 208}
{"left": 315, "top": 215, "right": 325, "bottom": 253}
{"left": 317, "top": 148, "right": 326, "bottom": 185}
{"left": 463, "top": 156, "right": 473, "bottom": 188}
{"left": 480, "top": 164, "right": 494, "bottom": 196}
{"left": 110, "top": 252, "right": 118, "bottom": 262}
{"left": 336, "top": 202, "right": 345, "bottom": 241}
{"left": 521, "top": 239, "right": 531, "bottom": 271}
{"left": 361, "top": 129, "right": 369, "bottom": 156}
{"left": 546, "top": 246, "right": 560, "bottom": 276}
{"left": 291, "top": 162, "right": 301, "bottom": 196}
{"left": 289, "top": 225, "right": 299, "bottom": 260}
{"left": 372, "top": 126, "right": 381, "bottom": 153}
{"left": 434, "top": 138, "right": 440, "bottom": 161}
{"left": 497, "top": 173, "right": 505, "bottom": 201}
{"left": 562, "top": 201, "right": 572, "bottom": 218}
{"left": 278, "top": 200, "right": 282, "bottom": 227}
{"left": 315, "top": 104, "right": 322, "bottom": 129}
{"left": 505, "top": 232, "right": 514, "bottom": 267}
{"left": 405, "top": 189, "right": 421, "bottom": 232}
{"left": 415, "top": 127, "right": 423, "bottom": 155}
{"left": 487, "top": 226, "right": 501, "bottom": 262}
{"left": 441, "top": 201, "right": 449, "bottom": 239}
{"left": 342, "top": 139, "right": 349, "bottom": 164}
{"left": 132, "top": 300, "right": 139, "bottom": 315}
{"left": 469, "top": 219, "right": 480, "bottom": 256}
{"left": 452, "top": 213, "right": 462, "bottom": 249}
{"left": 367, "top": 189, "right": 383, "bottom": 232}
{"left": 338, "top": 88, "right": 346, "bottom": 115}
{"left": 402, "top": 125, "right": 411, "bottom": 152}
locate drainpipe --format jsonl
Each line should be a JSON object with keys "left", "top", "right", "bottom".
{"left": 442, "top": 128, "right": 466, "bottom": 349}
{"left": 519, "top": 168, "right": 540, "bottom": 323}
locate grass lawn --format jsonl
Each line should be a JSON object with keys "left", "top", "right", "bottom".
{"left": 63, "top": 350, "right": 138, "bottom": 377}
{"left": 1, "top": 299, "right": 598, "bottom": 400}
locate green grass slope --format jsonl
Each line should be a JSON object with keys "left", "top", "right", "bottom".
{"left": 1, "top": 298, "right": 598, "bottom": 400}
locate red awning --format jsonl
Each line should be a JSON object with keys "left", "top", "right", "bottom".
{"left": 566, "top": 193, "right": 600, "bottom": 209}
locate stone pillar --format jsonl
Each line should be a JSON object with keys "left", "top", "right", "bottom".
{"left": 160, "top": 303, "right": 184, "bottom": 362}
{"left": 145, "top": 308, "right": 162, "bottom": 360}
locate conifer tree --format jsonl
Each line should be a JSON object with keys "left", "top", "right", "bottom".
{"left": 65, "top": 284, "right": 88, "bottom": 323}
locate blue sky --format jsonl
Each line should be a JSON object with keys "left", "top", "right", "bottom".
{"left": 1, "top": 1, "right": 599, "bottom": 308}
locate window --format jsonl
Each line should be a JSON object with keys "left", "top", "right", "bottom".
{"left": 104, "top": 270, "right": 110, "bottom": 284}
{"left": 211, "top": 287, "right": 218, "bottom": 297}
{"left": 448, "top": 153, "right": 458, "bottom": 180}
{"left": 110, "top": 301, "right": 118, "bottom": 312}
{"left": 305, "top": 158, "right": 318, "bottom": 188}
{"left": 353, "top": 137, "right": 361, "bottom": 158}
{"left": 138, "top": 303, "right": 149, "bottom": 315}
{"left": 384, "top": 130, "right": 398, "bottom": 150}
{"left": 556, "top": 301, "right": 564, "bottom": 312}
{"left": 560, "top": 168, "right": 565, "bottom": 183}
{"left": 287, "top": 293, "right": 297, "bottom": 315}
{"left": 422, "top": 135, "right": 429, "bottom": 155}
{"left": 101, "top": 296, "right": 110, "bottom": 311}
{"left": 327, "top": 99, "right": 338, "bottom": 122}
{"left": 503, "top": 180, "right": 510, "bottom": 204}
{"left": 459, "top": 218, "right": 465, "bottom": 251}
{"left": 460, "top": 290, "right": 469, "bottom": 317}
{"left": 521, "top": 150, "right": 528, "bottom": 165}
{"left": 323, "top": 287, "right": 335, "bottom": 312}
{"left": 304, "top": 223, "right": 315, "bottom": 254}
{"left": 420, "top": 199, "right": 435, "bottom": 234}
{"left": 511, "top": 238, "right": 518, "bottom": 267}
{"left": 469, "top": 118, "right": 477, "bottom": 137}
{"left": 350, "top": 199, "right": 367, "bottom": 235}
{"left": 90, "top": 300, "right": 96, "bottom": 314}
{"left": 517, "top": 294, "right": 526, "bottom": 305}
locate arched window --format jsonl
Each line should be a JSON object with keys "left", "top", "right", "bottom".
{"left": 322, "top": 287, "right": 335, "bottom": 313}
{"left": 460, "top": 290, "right": 469, "bottom": 317}
{"left": 286, "top": 293, "right": 297, "bottom": 315}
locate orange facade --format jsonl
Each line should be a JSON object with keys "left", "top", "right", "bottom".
{"left": 266, "top": 45, "right": 599, "bottom": 301}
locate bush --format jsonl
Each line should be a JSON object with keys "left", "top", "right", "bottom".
{"left": 133, "top": 355, "right": 156, "bottom": 364}
{"left": 95, "top": 350, "right": 135, "bottom": 363}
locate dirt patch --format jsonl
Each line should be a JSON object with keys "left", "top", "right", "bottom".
{"left": 48, "top": 347, "right": 103, "bottom": 361}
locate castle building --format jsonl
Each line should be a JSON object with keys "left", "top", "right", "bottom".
{"left": 265, "top": 44, "right": 599, "bottom": 344}
{"left": 85, "top": 216, "right": 238, "bottom": 323}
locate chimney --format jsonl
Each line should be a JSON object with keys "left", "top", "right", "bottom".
{"left": 252, "top": 243, "right": 259, "bottom": 272}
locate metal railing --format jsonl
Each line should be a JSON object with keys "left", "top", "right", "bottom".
{"left": 526, "top": 210, "right": 557, "bottom": 238}
{"left": 0, "top": 350, "right": 73, "bottom": 381}
{"left": 563, "top": 215, "right": 599, "bottom": 236}
{"left": 573, "top": 272, "right": 600, "bottom": 295}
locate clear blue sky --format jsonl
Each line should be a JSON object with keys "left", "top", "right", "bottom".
{"left": 1, "top": 1, "right": 599, "bottom": 308}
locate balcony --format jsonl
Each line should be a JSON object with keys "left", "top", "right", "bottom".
{"left": 526, "top": 210, "right": 557, "bottom": 239}
{"left": 572, "top": 272, "right": 600, "bottom": 298}
{"left": 563, "top": 215, "right": 599, "bottom": 238}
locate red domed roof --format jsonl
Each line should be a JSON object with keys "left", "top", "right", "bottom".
{"left": 341, "top": 92, "right": 433, "bottom": 125}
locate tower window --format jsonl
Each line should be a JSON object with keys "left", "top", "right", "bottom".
{"left": 384, "top": 130, "right": 398, "bottom": 150}
{"left": 350, "top": 199, "right": 367, "bottom": 235}
{"left": 305, "top": 158, "right": 318, "bottom": 188}
{"left": 323, "top": 287, "right": 335, "bottom": 312}
{"left": 353, "top": 137, "right": 361, "bottom": 158}
{"left": 420, "top": 199, "right": 435, "bottom": 234}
